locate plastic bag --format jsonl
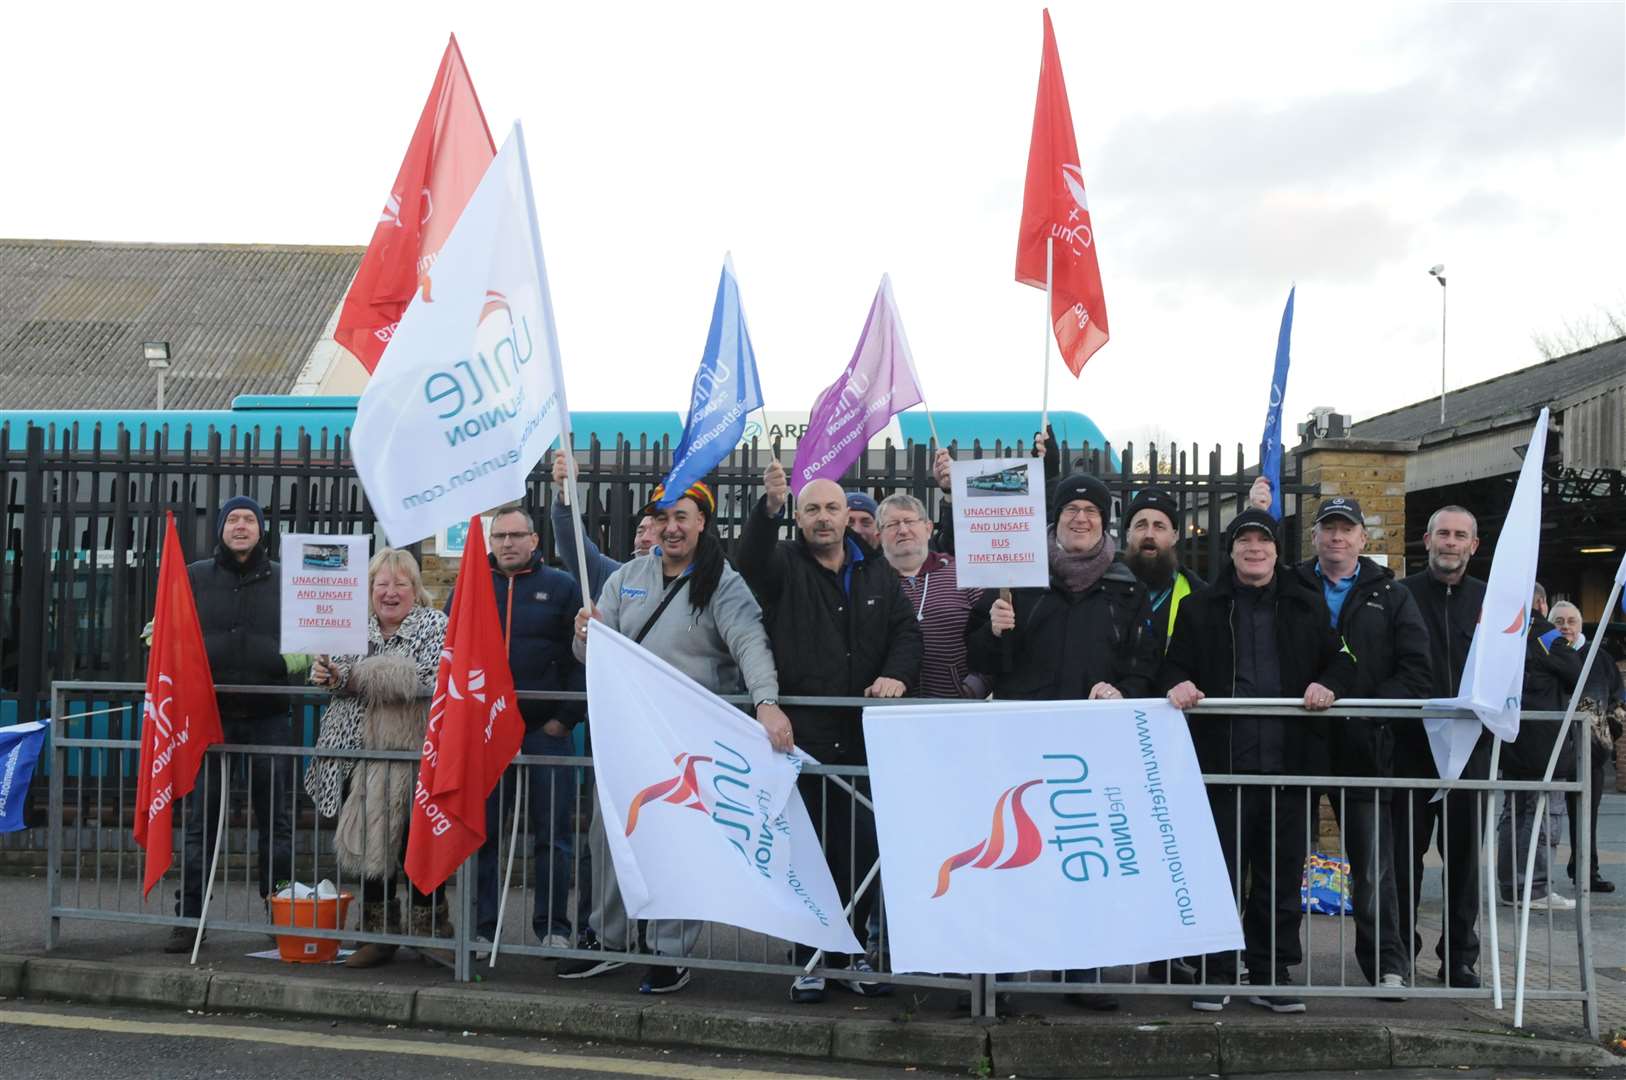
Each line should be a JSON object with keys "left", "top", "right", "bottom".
{"left": 272, "top": 879, "right": 339, "bottom": 901}
{"left": 1300, "top": 852, "right": 1355, "bottom": 915}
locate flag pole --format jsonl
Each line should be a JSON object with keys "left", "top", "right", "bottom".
{"left": 1484, "top": 737, "right": 1504, "bottom": 1009}
{"left": 1512, "top": 557, "right": 1626, "bottom": 1026}
{"left": 511, "top": 121, "right": 597, "bottom": 611}
{"left": 488, "top": 769, "right": 527, "bottom": 968}
{"left": 189, "top": 766, "right": 229, "bottom": 965}
{"left": 923, "top": 406, "right": 942, "bottom": 452}
{"left": 1040, "top": 237, "right": 1053, "bottom": 434}
{"left": 883, "top": 273, "right": 939, "bottom": 451}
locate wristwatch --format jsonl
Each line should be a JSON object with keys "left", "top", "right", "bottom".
{"left": 756, "top": 698, "right": 779, "bottom": 708}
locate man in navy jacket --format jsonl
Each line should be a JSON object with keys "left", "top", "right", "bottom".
{"left": 453, "top": 505, "right": 587, "bottom": 953}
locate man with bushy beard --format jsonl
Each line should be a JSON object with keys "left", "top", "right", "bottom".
{"left": 1120, "top": 489, "right": 1205, "bottom": 651}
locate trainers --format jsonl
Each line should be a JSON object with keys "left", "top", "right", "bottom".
{"left": 163, "top": 925, "right": 201, "bottom": 954}
{"left": 790, "top": 974, "right": 826, "bottom": 1004}
{"left": 638, "top": 964, "right": 690, "bottom": 994}
{"left": 1191, "top": 994, "right": 1229, "bottom": 1012}
{"left": 839, "top": 956, "right": 894, "bottom": 998}
{"left": 556, "top": 936, "right": 626, "bottom": 979}
{"left": 1438, "top": 964, "right": 1480, "bottom": 989}
{"left": 1538, "top": 891, "right": 1576, "bottom": 911}
{"left": 1377, "top": 973, "right": 1406, "bottom": 1001}
{"left": 1165, "top": 960, "right": 1199, "bottom": 986}
{"left": 538, "top": 932, "right": 573, "bottom": 950}
{"left": 471, "top": 935, "right": 492, "bottom": 962}
{"left": 1061, "top": 967, "right": 1118, "bottom": 1010}
{"left": 1247, "top": 974, "right": 1307, "bottom": 1014}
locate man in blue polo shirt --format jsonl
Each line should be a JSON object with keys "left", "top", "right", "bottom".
{"left": 1293, "top": 496, "right": 1432, "bottom": 998}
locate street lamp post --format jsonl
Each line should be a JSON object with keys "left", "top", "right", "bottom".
{"left": 1428, "top": 265, "right": 1446, "bottom": 424}
{"left": 143, "top": 341, "right": 171, "bottom": 410}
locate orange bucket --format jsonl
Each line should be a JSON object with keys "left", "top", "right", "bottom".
{"left": 268, "top": 892, "right": 354, "bottom": 963}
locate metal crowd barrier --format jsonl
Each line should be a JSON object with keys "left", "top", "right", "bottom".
{"left": 43, "top": 682, "right": 1594, "bottom": 1033}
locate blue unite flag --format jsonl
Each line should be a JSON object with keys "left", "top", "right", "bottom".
{"left": 657, "top": 256, "right": 764, "bottom": 505}
{"left": 0, "top": 720, "right": 49, "bottom": 833}
{"left": 1258, "top": 287, "right": 1295, "bottom": 519}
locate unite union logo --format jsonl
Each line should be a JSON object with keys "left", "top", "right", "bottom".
{"left": 1049, "top": 163, "right": 1094, "bottom": 257}
{"left": 932, "top": 779, "right": 1044, "bottom": 898}
{"left": 624, "top": 752, "right": 713, "bottom": 837}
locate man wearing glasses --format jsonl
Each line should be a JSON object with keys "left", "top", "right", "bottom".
{"left": 875, "top": 493, "right": 990, "bottom": 699}
{"left": 965, "top": 472, "right": 1160, "bottom": 1010}
{"left": 457, "top": 505, "right": 587, "bottom": 960}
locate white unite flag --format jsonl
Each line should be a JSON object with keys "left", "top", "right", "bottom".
{"left": 352, "top": 122, "right": 570, "bottom": 546}
{"left": 864, "top": 699, "right": 1242, "bottom": 974}
{"left": 1425, "top": 407, "right": 1550, "bottom": 781}
{"left": 586, "top": 623, "right": 863, "bottom": 954}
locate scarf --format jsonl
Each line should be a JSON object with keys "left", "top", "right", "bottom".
{"left": 1049, "top": 527, "right": 1117, "bottom": 593}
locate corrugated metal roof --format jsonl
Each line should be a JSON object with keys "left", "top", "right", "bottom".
{"left": 0, "top": 239, "right": 362, "bottom": 410}
{"left": 1350, "top": 336, "right": 1626, "bottom": 444}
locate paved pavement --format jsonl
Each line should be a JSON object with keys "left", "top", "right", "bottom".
{"left": 1, "top": 795, "right": 1622, "bottom": 1061}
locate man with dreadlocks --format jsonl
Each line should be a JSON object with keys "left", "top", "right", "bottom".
{"left": 567, "top": 479, "right": 790, "bottom": 995}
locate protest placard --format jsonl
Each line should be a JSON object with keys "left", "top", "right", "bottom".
{"left": 280, "top": 534, "right": 370, "bottom": 655}
{"left": 950, "top": 458, "right": 1049, "bottom": 589}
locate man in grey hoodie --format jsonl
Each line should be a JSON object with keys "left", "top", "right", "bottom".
{"left": 563, "top": 478, "right": 790, "bottom": 996}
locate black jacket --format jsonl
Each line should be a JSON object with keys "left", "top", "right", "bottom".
{"left": 735, "top": 496, "right": 923, "bottom": 752}
{"left": 446, "top": 550, "right": 585, "bottom": 730}
{"left": 1293, "top": 557, "right": 1433, "bottom": 776}
{"left": 1504, "top": 616, "right": 1584, "bottom": 780}
{"left": 964, "top": 561, "right": 1159, "bottom": 700}
{"left": 1157, "top": 565, "right": 1359, "bottom": 775}
{"left": 187, "top": 543, "right": 288, "bottom": 721}
{"left": 1397, "top": 571, "right": 1487, "bottom": 777}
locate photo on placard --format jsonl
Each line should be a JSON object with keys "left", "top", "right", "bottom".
{"left": 301, "top": 543, "right": 349, "bottom": 570}
{"left": 966, "top": 461, "right": 1030, "bottom": 498}
{"left": 435, "top": 516, "right": 493, "bottom": 559}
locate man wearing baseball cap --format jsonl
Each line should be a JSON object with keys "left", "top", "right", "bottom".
{"left": 1121, "top": 488, "right": 1206, "bottom": 651}
{"left": 1293, "top": 496, "right": 1432, "bottom": 998}
{"left": 1160, "top": 507, "right": 1357, "bottom": 1014}
{"left": 845, "top": 491, "right": 881, "bottom": 550}
{"left": 569, "top": 479, "right": 791, "bottom": 995}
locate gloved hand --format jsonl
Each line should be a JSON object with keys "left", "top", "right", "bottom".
{"left": 140, "top": 620, "right": 154, "bottom": 648}
{"left": 282, "top": 653, "right": 313, "bottom": 679}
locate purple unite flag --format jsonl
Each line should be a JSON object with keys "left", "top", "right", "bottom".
{"left": 791, "top": 275, "right": 925, "bottom": 491}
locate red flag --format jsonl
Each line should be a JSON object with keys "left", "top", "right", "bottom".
{"left": 1015, "top": 9, "right": 1109, "bottom": 376}
{"left": 134, "top": 512, "right": 224, "bottom": 898}
{"left": 405, "top": 518, "right": 524, "bottom": 894}
{"left": 334, "top": 34, "right": 496, "bottom": 374}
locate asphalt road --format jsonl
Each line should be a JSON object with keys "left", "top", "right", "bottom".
{"left": 0, "top": 1000, "right": 940, "bottom": 1080}
{"left": 1, "top": 1000, "right": 1620, "bottom": 1080}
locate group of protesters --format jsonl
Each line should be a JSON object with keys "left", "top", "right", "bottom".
{"left": 158, "top": 435, "right": 1623, "bottom": 1015}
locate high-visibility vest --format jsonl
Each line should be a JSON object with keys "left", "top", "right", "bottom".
{"left": 1163, "top": 572, "right": 1193, "bottom": 652}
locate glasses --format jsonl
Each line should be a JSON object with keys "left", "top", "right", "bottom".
{"left": 489, "top": 531, "right": 533, "bottom": 542}
{"left": 1058, "top": 505, "right": 1102, "bottom": 522}
{"left": 880, "top": 517, "right": 927, "bottom": 534}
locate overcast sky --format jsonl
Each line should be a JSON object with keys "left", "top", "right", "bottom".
{"left": 5, "top": 1, "right": 1623, "bottom": 451}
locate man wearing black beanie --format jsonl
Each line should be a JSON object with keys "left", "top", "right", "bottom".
{"left": 1158, "top": 507, "right": 1357, "bottom": 1014}
{"left": 966, "top": 470, "right": 1158, "bottom": 1011}
{"left": 164, "top": 494, "right": 298, "bottom": 953}
{"left": 1120, "top": 488, "right": 1205, "bottom": 651}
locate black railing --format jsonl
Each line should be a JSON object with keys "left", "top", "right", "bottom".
{"left": 2, "top": 422, "right": 1309, "bottom": 725}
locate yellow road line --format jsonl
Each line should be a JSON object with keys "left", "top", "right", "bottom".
{"left": 0, "top": 1008, "right": 859, "bottom": 1079}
